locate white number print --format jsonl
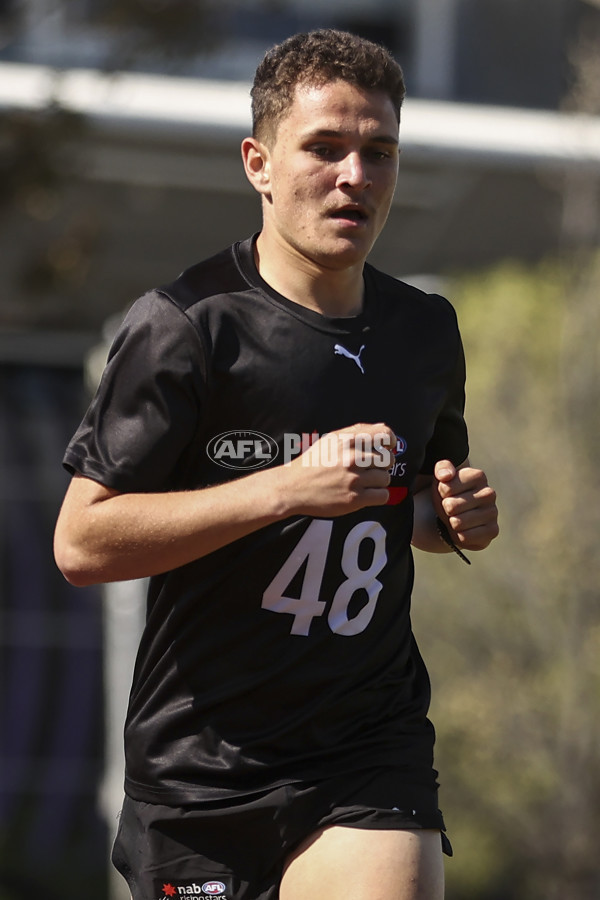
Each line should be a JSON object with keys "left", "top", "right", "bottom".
{"left": 261, "top": 519, "right": 387, "bottom": 636}
{"left": 261, "top": 519, "right": 332, "bottom": 636}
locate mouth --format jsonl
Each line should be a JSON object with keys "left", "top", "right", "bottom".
{"left": 329, "top": 205, "right": 369, "bottom": 224}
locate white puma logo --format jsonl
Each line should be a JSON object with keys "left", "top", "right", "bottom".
{"left": 334, "top": 343, "right": 366, "bottom": 374}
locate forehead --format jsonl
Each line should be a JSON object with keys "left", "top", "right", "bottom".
{"left": 275, "top": 79, "right": 399, "bottom": 141}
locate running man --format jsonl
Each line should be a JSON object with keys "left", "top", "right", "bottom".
{"left": 55, "top": 29, "right": 499, "bottom": 900}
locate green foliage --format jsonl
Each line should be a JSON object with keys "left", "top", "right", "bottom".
{"left": 412, "top": 254, "right": 600, "bottom": 899}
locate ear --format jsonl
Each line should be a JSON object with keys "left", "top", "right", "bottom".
{"left": 241, "top": 136, "right": 272, "bottom": 196}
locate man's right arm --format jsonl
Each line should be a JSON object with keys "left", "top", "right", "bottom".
{"left": 54, "top": 423, "right": 395, "bottom": 586}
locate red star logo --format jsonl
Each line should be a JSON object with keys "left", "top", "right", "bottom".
{"left": 162, "top": 885, "right": 177, "bottom": 898}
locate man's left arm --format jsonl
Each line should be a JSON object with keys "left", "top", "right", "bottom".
{"left": 412, "top": 459, "right": 499, "bottom": 555}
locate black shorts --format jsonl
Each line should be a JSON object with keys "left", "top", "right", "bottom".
{"left": 112, "top": 767, "right": 452, "bottom": 900}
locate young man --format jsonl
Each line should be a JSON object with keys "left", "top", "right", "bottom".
{"left": 54, "top": 29, "right": 498, "bottom": 900}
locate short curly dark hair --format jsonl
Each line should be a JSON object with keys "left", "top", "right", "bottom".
{"left": 251, "top": 29, "right": 406, "bottom": 144}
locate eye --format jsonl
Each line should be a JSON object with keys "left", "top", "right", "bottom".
{"left": 308, "top": 144, "right": 335, "bottom": 158}
{"left": 364, "top": 147, "right": 394, "bottom": 162}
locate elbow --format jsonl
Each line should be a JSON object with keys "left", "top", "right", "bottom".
{"left": 53, "top": 530, "right": 104, "bottom": 587}
{"left": 54, "top": 477, "right": 120, "bottom": 586}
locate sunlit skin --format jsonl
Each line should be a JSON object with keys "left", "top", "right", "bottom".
{"left": 242, "top": 80, "right": 401, "bottom": 316}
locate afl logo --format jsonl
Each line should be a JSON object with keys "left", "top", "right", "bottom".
{"left": 395, "top": 435, "right": 408, "bottom": 457}
{"left": 202, "top": 884, "right": 226, "bottom": 896}
{"left": 207, "top": 430, "right": 279, "bottom": 470}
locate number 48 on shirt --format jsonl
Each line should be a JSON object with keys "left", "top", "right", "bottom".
{"left": 261, "top": 519, "right": 387, "bottom": 636}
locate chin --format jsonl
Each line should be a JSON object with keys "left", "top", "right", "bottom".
{"left": 320, "top": 238, "right": 374, "bottom": 268}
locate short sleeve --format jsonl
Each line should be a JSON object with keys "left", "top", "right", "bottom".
{"left": 63, "top": 291, "right": 206, "bottom": 493}
{"left": 420, "top": 328, "right": 469, "bottom": 473}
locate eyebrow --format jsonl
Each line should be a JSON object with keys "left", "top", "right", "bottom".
{"left": 303, "top": 128, "right": 399, "bottom": 146}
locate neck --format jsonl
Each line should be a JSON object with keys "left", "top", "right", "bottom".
{"left": 254, "top": 232, "right": 365, "bottom": 318}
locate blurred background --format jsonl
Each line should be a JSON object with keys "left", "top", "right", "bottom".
{"left": 1, "top": 1, "right": 599, "bottom": 898}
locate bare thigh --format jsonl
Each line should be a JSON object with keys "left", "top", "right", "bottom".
{"left": 280, "top": 826, "right": 445, "bottom": 900}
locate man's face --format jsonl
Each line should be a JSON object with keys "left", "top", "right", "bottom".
{"left": 257, "top": 79, "right": 400, "bottom": 271}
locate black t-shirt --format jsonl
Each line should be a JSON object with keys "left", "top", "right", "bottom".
{"left": 64, "top": 236, "right": 469, "bottom": 804}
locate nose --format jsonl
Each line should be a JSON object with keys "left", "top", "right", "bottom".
{"left": 336, "top": 151, "right": 371, "bottom": 190}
